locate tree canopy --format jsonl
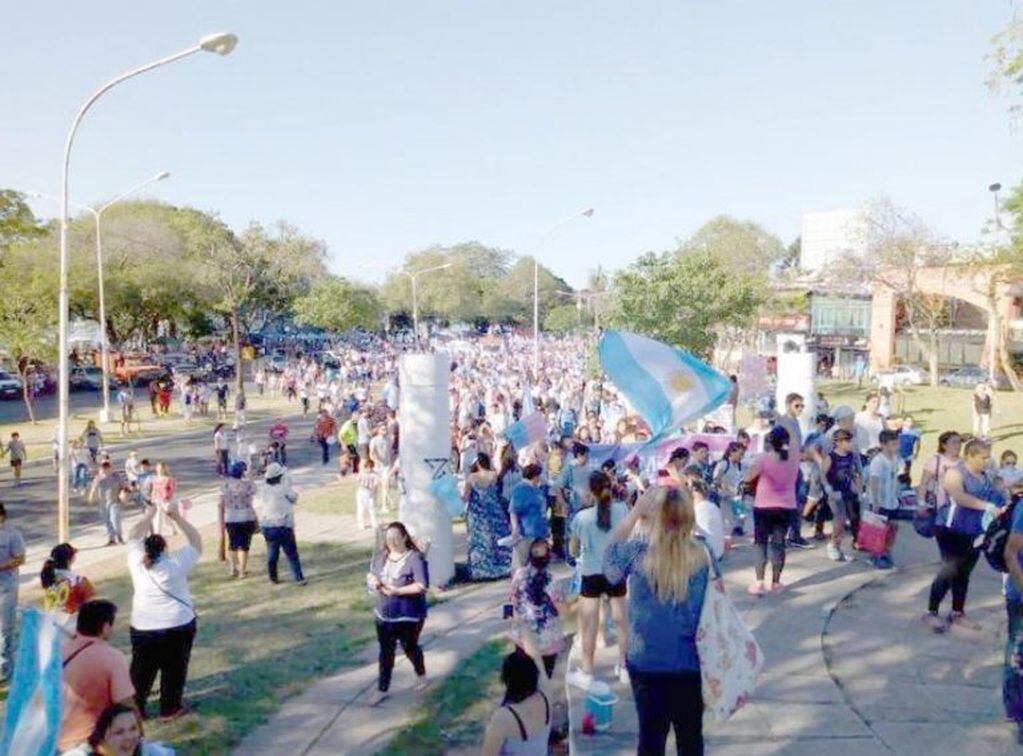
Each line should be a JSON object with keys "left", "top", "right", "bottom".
{"left": 379, "top": 243, "right": 571, "bottom": 325}
{"left": 610, "top": 248, "right": 765, "bottom": 357}
{"left": 679, "top": 215, "right": 785, "bottom": 278}
{"left": 293, "top": 276, "right": 383, "bottom": 332}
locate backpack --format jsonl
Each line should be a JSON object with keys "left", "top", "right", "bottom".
{"left": 981, "top": 495, "right": 1021, "bottom": 573}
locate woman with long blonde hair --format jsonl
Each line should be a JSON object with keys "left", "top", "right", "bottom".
{"left": 604, "top": 484, "right": 711, "bottom": 755}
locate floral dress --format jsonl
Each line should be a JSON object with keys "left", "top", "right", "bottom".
{"left": 508, "top": 566, "right": 566, "bottom": 656}
{"left": 466, "top": 479, "right": 512, "bottom": 580}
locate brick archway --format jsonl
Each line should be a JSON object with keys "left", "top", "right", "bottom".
{"left": 870, "top": 264, "right": 1021, "bottom": 371}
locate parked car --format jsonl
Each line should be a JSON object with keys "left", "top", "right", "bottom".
{"left": 69, "top": 366, "right": 105, "bottom": 392}
{"left": 939, "top": 365, "right": 1011, "bottom": 390}
{"left": 872, "top": 365, "right": 926, "bottom": 387}
{"left": 0, "top": 371, "right": 23, "bottom": 400}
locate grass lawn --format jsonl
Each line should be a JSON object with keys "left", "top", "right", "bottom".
{"left": 299, "top": 477, "right": 358, "bottom": 517}
{"left": 377, "top": 639, "right": 506, "bottom": 755}
{"left": 85, "top": 532, "right": 375, "bottom": 754}
{"left": 815, "top": 380, "right": 1023, "bottom": 461}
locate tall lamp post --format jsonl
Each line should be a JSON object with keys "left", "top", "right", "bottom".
{"left": 29, "top": 171, "right": 171, "bottom": 423}
{"left": 403, "top": 262, "right": 453, "bottom": 346}
{"left": 533, "top": 208, "right": 594, "bottom": 373}
{"left": 989, "top": 182, "right": 1004, "bottom": 231}
{"left": 55, "top": 33, "right": 237, "bottom": 543}
{"left": 988, "top": 181, "right": 1005, "bottom": 385}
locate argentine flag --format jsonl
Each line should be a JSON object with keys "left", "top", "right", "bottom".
{"left": 504, "top": 411, "right": 547, "bottom": 450}
{"left": 1, "top": 608, "right": 63, "bottom": 756}
{"left": 598, "top": 331, "right": 731, "bottom": 443}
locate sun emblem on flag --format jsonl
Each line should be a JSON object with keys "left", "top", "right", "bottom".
{"left": 667, "top": 371, "right": 693, "bottom": 393}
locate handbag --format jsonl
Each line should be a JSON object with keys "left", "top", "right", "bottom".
{"left": 913, "top": 505, "right": 937, "bottom": 538}
{"left": 858, "top": 510, "right": 897, "bottom": 556}
{"left": 695, "top": 544, "right": 764, "bottom": 723}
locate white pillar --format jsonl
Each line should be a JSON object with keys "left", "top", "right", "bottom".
{"left": 398, "top": 352, "right": 454, "bottom": 586}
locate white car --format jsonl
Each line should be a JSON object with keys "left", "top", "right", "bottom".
{"left": 0, "top": 370, "right": 23, "bottom": 399}
{"left": 872, "top": 365, "right": 925, "bottom": 387}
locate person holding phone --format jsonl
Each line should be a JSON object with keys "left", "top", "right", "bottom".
{"left": 366, "top": 521, "right": 429, "bottom": 705}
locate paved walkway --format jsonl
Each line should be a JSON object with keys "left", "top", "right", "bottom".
{"left": 567, "top": 528, "right": 1017, "bottom": 755}
{"left": 235, "top": 574, "right": 508, "bottom": 755}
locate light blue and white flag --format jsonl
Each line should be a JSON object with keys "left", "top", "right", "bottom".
{"left": 504, "top": 411, "right": 547, "bottom": 450}
{"left": 598, "top": 330, "right": 731, "bottom": 443}
{"left": 1, "top": 608, "right": 63, "bottom": 756}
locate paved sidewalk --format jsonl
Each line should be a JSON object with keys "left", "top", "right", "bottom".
{"left": 235, "top": 576, "right": 510, "bottom": 755}
{"left": 567, "top": 529, "right": 1017, "bottom": 754}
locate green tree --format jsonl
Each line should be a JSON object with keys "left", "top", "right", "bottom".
{"left": 988, "top": 13, "right": 1023, "bottom": 117}
{"left": 544, "top": 303, "right": 581, "bottom": 333}
{"left": 0, "top": 246, "right": 58, "bottom": 422}
{"left": 780, "top": 236, "right": 802, "bottom": 272}
{"left": 381, "top": 242, "right": 515, "bottom": 323}
{"left": 495, "top": 257, "right": 573, "bottom": 325}
{"left": 610, "top": 248, "right": 765, "bottom": 357}
{"left": 0, "top": 190, "right": 46, "bottom": 253}
{"left": 198, "top": 220, "right": 327, "bottom": 392}
{"left": 293, "top": 277, "right": 383, "bottom": 332}
{"left": 680, "top": 216, "right": 784, "bottom": 278}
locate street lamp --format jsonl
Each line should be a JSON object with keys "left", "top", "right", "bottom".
{"left": 533, "top": 208, "right": 594, "bottom": 373}
{"left": 402, "top": 262, "right": 453, "bottom": 346}
{"left": 28, "top": 171, "right": 171, "bottom": 424}
{"left": 55, "top": 33, "right": 237, "bottom": 542}
{"left": 988, "top": 182, "right": 1004, "bottom": 384}
{"left": 990, "top": 182, "right": 1004, "bottom": 231}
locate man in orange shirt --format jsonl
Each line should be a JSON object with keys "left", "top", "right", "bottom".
{"left": 312, "top": 408, "right": 338, "bottom": 466}
{"left": 58, "top": 600, "right": 135, "bottom": 752}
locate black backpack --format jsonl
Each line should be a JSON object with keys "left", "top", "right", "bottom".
{"left": 981, "top": 495, "right": 1021, "bottom": 573}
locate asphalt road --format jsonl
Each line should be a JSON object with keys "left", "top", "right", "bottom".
{"left": 0, "top": 390, "right": 109, "bottom": 425}
{"left": 0, "top": 408, "right": 327, "bottom": 547}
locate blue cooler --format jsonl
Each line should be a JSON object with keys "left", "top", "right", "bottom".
{"left": 585, "top": 681, "right": 619, "bottom": 732}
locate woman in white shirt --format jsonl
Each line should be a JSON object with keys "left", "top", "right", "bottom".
{"left": 126, "top": 501, "right": 201, "bottom": 722}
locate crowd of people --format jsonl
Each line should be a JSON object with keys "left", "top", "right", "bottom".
{"left": 0, "top": 330, "right": 1021, "bottom": 754}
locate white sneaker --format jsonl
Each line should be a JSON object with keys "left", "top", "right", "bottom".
{"left": 566, "top": 669, "right": 594, "bottom": 690}
{"left": 614, "top": 664, "right": 630, "bottom": 685}
{"left": 826, "top": 543, "right": 846, "bottom": 562}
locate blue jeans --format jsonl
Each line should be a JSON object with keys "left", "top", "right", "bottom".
{"left": 102, "top": 501, "right": 123, "bottom": 541}
{"left": 0, "top": 582, "right": 18, "bottom": 680}
{"left": 262, "top": 526, "right": 304, "bottom": 583}
{"left": 1005, "top": 600, "right": 1023, "bottom": 723}
{"left": 73, "top": 464, "right": 89, "bottom": 490}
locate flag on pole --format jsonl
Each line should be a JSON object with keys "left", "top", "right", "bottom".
{"left": 504, "top": 411, "right": 547, "bottom": 450}
{"left": 598, "top": 330, "right": 731, "bottom": 443}
{"left": 1, "top": 608, "right": 63, "bottom": 756}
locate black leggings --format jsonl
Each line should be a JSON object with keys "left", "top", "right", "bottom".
{"left": 130, "top": 619, "right": 197, "bottom": 717}
{"left": 628, "top": 668, "right": 703, "bottom": 755}
{"left": 928, "top": 529, "right": 981, "bottom": 614}
{"left": 753, "top": 508, "right": 789, "bottom": 583}
{"left": 376, "top": 619, "right": 425, "bottom": 692}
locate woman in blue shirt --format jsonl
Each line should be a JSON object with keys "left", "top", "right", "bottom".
{"left": 569, "top": 470, "right": 629, "bottom": 687}
{"left": 604, "top": 484, "right": 711, "bottom": 755}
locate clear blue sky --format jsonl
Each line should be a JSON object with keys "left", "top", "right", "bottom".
{"left": 2, "top": 2, "right": 1018, "bottom": 288}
